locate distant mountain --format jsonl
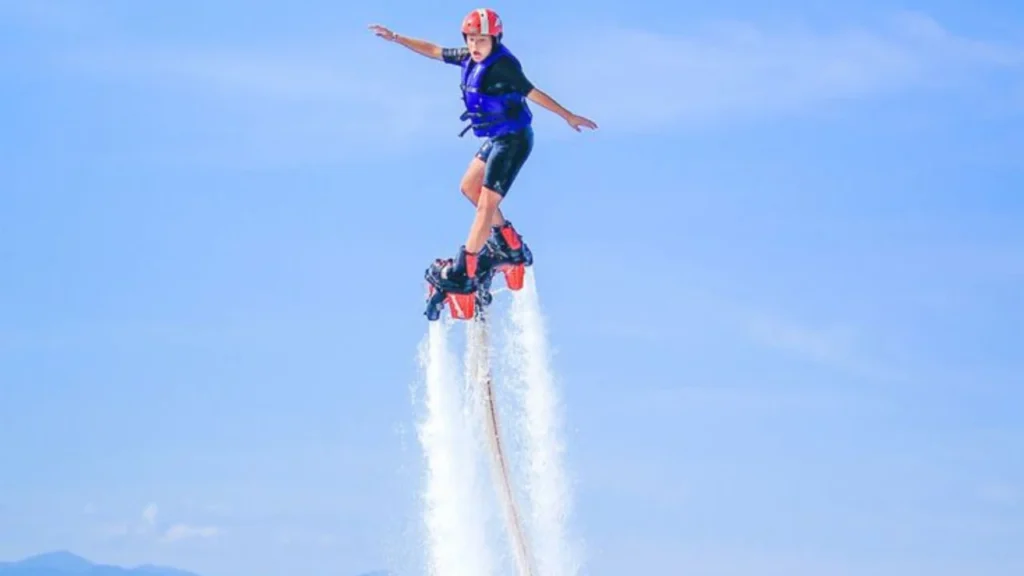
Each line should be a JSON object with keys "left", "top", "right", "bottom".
{"left": 0, "top": 552, "right": 391, "bottom": 576}
{"left": 0, "top": 552, "right": 201, "bottom": 576}
{"left": 0, "top": 552, "right": 94, "bottom": 573}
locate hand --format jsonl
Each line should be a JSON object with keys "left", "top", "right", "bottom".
{"left": 368, "top": 24, "right": 397, "bottom": 42}
{"left": 566, "top": 113, "right": 598, "bottom": 132}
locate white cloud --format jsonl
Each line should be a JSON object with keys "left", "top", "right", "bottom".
{"left": 161, "top": 523, "right": 221, "bottom": 542}
{"left": 92, "top": 501, "right": 222, "bottom": 543}
{"left": 539, "top": 12, "right": 1024, "bottom": 131}
{"left": 141, "top": 502, "right": 158, "bottom": 527}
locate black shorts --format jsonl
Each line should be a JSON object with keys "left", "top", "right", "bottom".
{"left": 475, "top": 126, "right": 534, "bottom": 198}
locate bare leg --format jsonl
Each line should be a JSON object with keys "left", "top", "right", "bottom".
{"left": 460, "top": 157, "right": 506, "bottom": 228}
{"left": 466, "top": 187, "right": 503, "bottom": 253}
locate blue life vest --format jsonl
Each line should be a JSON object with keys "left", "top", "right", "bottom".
{"left": 458, "top": 44, "right": 533, "bottom": 138}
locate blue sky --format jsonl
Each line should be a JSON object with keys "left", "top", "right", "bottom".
{"left": 2, "top": 0, "right": 1023, "bottom": 575}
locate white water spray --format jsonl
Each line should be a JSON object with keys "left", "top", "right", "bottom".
{"left": 417, "top": 320, "right": 495, "bottom": 576}
{"left": 466, "top": 312, "right": 535, "bottom": 576}
{"left": 505, "top": 271, "right": 582, "bottom": 576}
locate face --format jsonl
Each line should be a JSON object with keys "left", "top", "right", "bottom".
{"left": 465, "top": 33, "right": 493, "bottom": 61}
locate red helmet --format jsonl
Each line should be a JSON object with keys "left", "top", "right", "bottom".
{"left": 461, "top": 8, "right": 503, "bottom": 36}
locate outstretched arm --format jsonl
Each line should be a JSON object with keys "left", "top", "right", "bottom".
{"left": 392, "top": 33, "right": 443, "bottom": 60}
{"left": 369, "top": 24, "right": 442, "bottom": 59}
{"left": 527, "top": 89, "right": 572, "bottom": 120}
{"left": 527, "top": 88, "right": 598, "bottom": 131}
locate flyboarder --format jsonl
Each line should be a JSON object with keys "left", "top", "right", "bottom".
{"left": 369, "top": 8, "right": 597, "bottom": 317}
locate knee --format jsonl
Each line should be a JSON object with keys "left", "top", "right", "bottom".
{"left": 476, "top": 187, "right": 502, "bottom": 213}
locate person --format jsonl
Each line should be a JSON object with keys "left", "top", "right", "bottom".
{"left": 369, "top": 8, "right": 598, "bottom": 295}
